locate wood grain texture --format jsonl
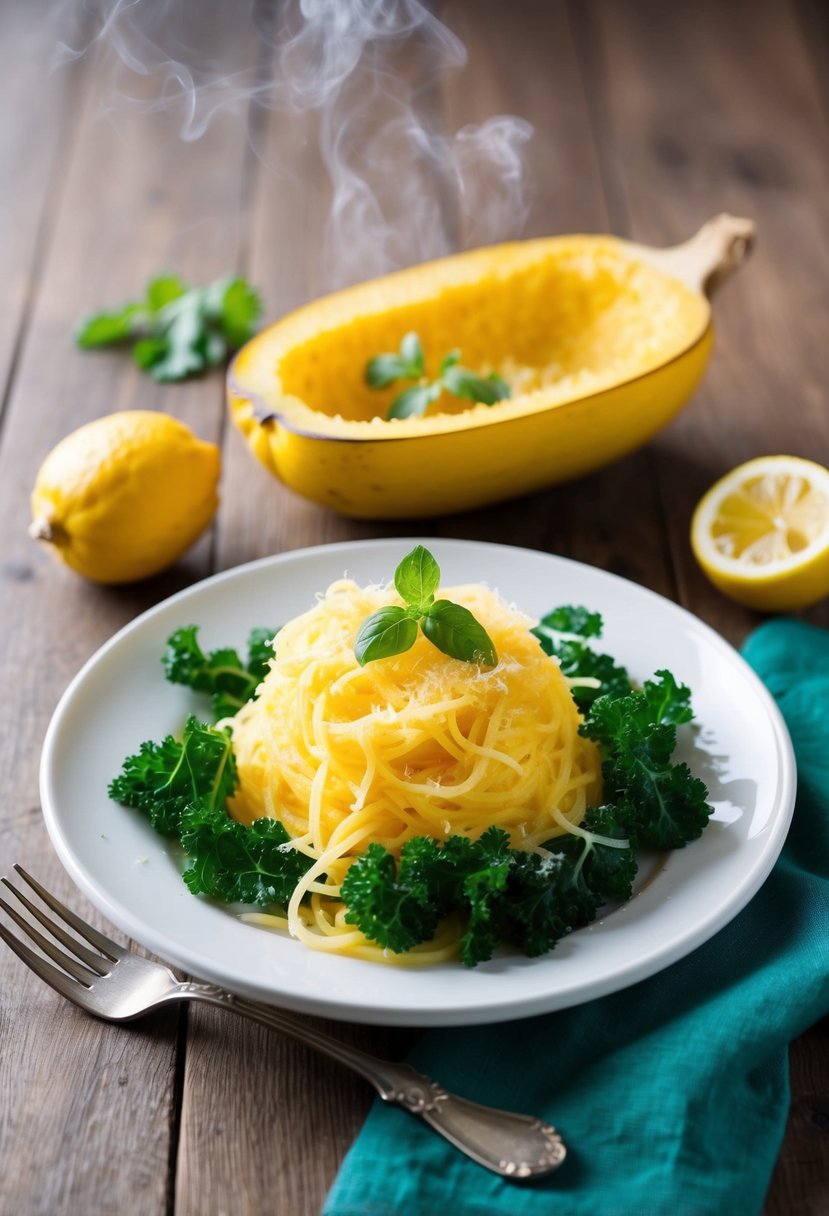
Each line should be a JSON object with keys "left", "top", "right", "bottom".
{"left": 0, "top": 1, "right": 88, "bottom": 415}
{"left": 0, "top": 16, "right": 253, "bottom": 1213}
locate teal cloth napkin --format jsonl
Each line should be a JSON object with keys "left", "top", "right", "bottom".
{"left": 324, "top": 618, "right": 829, "bottom": 1216}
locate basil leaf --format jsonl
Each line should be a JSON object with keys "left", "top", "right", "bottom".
{"left": 399, "top": 331, "right": 425, "bottom": 377}
{"left": 387, "top": 383, "right": 440, "bottom": 420}
{"left": 394, "top": 545, "right": 440, "bottom": 610}
{"left": 213, "top": 277, "right": 262, "bottom": 348}
{"left": 75, "top": 304, "right": 148, "bottom": 348}
{"left": 441, "top": 365, "right": 511, "bottom": 405}
{"left": 355, "top": 606, "right": 419, "bottom": 665}
{"left": 146, "top": 275, "right": 187, "bottom": 312}
{"left": 422, "top": 600, "right": 498, "bottom": 666}
{"left": 486, "top": 373, "right": 511, "bottom": 400}
{"left": 365, "top": 353, "right": 407, "bottom": 388}
{"left": 132, "top": 336, "right": 169, "bottom": 370}
{"left": 440, "top": 348, "right": 461, "bottom": 373}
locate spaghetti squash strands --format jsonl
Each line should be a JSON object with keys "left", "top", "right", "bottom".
{"left": 228, "top": 579, "right": 601, "bottom": 958}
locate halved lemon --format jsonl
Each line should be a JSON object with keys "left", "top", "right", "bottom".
{"left": 691, "top": 455, "right": 829, "bottom": 611}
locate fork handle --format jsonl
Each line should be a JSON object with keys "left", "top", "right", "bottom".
{"left": 181, "top": 983, "right": 565, "bottom": 1178}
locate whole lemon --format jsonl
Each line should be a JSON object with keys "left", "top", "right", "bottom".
{"left": 30, "top": 411, "right": 220, "bottom": 584}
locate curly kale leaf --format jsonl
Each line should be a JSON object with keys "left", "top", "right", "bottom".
{"left": 340, "top": 844, "right": 439, "bottom": 953}
{"left": 180, "top": 805, "right": 313, "bottom": 907}
{"left": 163, "top": 624, "right": 276, "bottom": 719}
{"left": 109, "top": 715, "right": 308, "bottom": 910}
{"left": 532, "top": 606, "right": 631, "bottom": 706}
{"left": 582, "top": 672, "right": 712, "bottom": 850}
{"left": 108, "top": 716, "right": 236, "bottom": 836}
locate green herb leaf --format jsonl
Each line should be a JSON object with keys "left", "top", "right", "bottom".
{"left": 387, "top": 382, "right": 441, "bottom": 420}
{"left": 146, "top": 275, "right": 187, "bottom": 311}
{"left": 77, "top": 273, "right": 261, "bottom": 380}
{"left": 366, "top": 332, "right": 511, "bottom": 420}
{"left": 209, "top": 276, "right": 262, "bottom": 348}
{"left": 440, "top": 364, "right": 511, "bottom": 405}
{"left": 422, "top": 600, "right": 498, "bottom": 666}
{"left": 399, "top": 331, "right": 425, "bottom": 376}
{"left": 356, "top": 547, "right": 497, "bottom": 669}
{"left": 354, "top": 606, "right": 419, "bottom": 665}
{"left": 75, "top": 304, "right": 148, "bottom": 348}
{"left": 394, "top": 544, "right": 440, "bottom": 611}
{"left": 365, "top": 354, "right": 406, "bottom": 388}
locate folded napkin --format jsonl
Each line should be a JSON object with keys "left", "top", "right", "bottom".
{"left": 324, "top": 618, "right": 829, "bottom": 1216}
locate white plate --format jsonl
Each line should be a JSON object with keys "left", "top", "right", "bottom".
{"left": 41, "top": 539, "right": 795, "bottom": 1027}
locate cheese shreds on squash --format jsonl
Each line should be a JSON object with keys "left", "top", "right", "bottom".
{"left": 227, "top": 578, "right": 601, "bottom": 962}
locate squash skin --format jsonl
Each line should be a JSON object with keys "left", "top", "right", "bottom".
{"left": 227, "top": 233, "right": 723, "bottom": 518}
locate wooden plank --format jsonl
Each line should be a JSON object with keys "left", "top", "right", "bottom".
{"left": 573, "top": 3, "right": 829, "bottom": 1213}
{"left": 0, "top": 27, "right": 254, "bottom": 1214}
{"left": 0, "top": 1, "right": 87, "bottom": 413}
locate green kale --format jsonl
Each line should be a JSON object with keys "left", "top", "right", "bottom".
{"left": 108, "top": 716, "right": 236, "bottom": 836}
{"left": 109, "top": 715, "right": 310, "bottom": 911}
{"left": 582, "top": 672, "right": 712, "bottom": 850}
{"left": 576, "top": 805, "right": 638, "bottom": 903}
{"left": 180, "top": 804, "right": 313, "bottom": 907}
{"left": 163, "top": 624, "right": 276, "bottom": 720}
{"left": 533, "top": 606, "right": 631, "bottom": 706}
{"left": 340, "top": 843, "right": 438, "bottom": 953}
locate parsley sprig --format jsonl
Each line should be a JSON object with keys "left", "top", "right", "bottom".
{"left": 354, "top": 546, "right": 497, "bottom": 667}
{"left": 76, "top": 273, "right": 261, "bottom": 381}
{"left": 365, "top": 331, "right": 510, "bottom": 420}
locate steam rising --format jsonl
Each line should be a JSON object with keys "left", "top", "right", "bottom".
{"left": 57, "top": 0, "right": 534, "bottom": 288}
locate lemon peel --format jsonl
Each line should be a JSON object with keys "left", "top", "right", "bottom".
{"left": 30, "top": 410, "right": 220, "bottom": 584}
{"left": 691, "top": 455, "right": 829, "bottom": 611}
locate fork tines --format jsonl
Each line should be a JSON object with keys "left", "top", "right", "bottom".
{"left": 0, "top": 865, "right": 120, "bottom": 994}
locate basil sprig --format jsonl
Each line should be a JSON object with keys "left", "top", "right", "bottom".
{"left": 354, "top": 546, "right": 498, "bottom": 667}
{"left": 365, "top": 332, "right": 511, "bottom": 420}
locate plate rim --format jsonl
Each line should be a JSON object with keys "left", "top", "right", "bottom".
{"left": 39, "top": 537, "right": 797, "bottom": 1026}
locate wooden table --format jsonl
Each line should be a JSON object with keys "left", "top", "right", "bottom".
{"left": 1, "top": 1, "right": 827, "bottom": 1211}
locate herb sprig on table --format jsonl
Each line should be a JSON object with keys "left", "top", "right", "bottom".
{"left": 109, "top": 595, "right": 713, "bottom": 964}
{"left": 76, "top": 273, "right": 261, "bottom": 381}
{"left": 365, "top": 331, "right": 511, "bottom": 420}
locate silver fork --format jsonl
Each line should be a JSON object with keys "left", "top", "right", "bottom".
{"left": 0, "top": 864, "right": 565, "bottom": 1179}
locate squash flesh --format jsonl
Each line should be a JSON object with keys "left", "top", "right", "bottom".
{"left": 256, "top": 237, "right": 708, "bottom": 431}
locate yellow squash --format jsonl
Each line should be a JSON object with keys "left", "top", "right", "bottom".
{"left": 228, "top": 214, "right": 754, "bottom": 518}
